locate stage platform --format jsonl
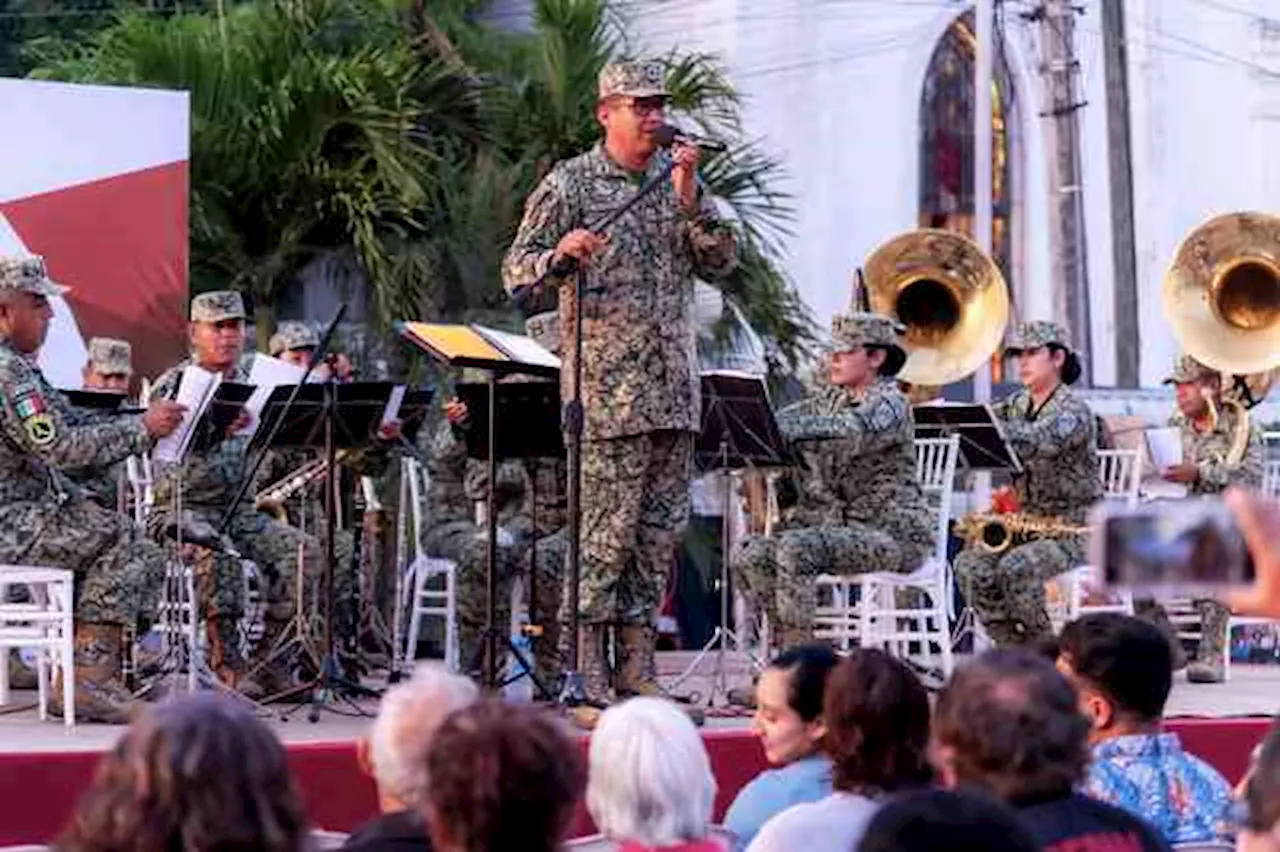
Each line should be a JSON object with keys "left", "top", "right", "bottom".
{"left": 0, "top": 656, "right": 1274, "bottom": 845}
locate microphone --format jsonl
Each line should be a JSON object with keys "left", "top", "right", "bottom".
{"left": 654, "top": 124, "right": 727, "bottom": 153}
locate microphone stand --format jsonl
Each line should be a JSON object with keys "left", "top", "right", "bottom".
{"left": 514, "top": 159, "right": 677, "bottom": 710}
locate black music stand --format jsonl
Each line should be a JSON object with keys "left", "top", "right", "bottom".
{"left": 396, "top": 322, "right": 558, "bottom": 692}
{"left": 249, "top": 381, "right": 402, "bottom": 720}
{"left": 913, "top": 403, "right": 1021, "bottom": 473}
{"left": 456, "top": 381, "right": 563, "bottom": 699}
{"left": 670, "top": 372, "right": 792, "bottom": 706}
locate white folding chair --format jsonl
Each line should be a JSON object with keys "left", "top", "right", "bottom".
{"left": 0, "top": 567, "right": 75, "bottom": 727}
{"left": 396, "top": 458, "right": 459, "bottom": 672}
{"left": 813, "top": 436, "right": 961, "bottom": 680}
{"left": 1051, "top": 448, "right": 1141, "bottom": 629}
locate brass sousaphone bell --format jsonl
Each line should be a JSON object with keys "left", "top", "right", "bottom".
{"left": 1163, "top": 212, "right": 1280, "bottom": 407}
{"left": 862, "top": 229, "right": 1011, "bottom": 387}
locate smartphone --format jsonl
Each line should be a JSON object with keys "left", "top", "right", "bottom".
{"left": 1088, "top": 497, "right": 1255, "bottom": 594}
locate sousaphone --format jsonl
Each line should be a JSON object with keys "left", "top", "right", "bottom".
{"left": 1163, "top": 212, "right": 1280, "bottom": 407}
{"left": 862, "top": 229, "right": 1010, "bottom": 387}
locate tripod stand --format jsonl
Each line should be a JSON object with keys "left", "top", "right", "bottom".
{"left": 667, "top": 372, "right": 791, "bottom": 706}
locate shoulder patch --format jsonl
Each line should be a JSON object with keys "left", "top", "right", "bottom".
{"left": 12, "top": 381, "right": 48, "bottom": 420}
{"left": 25, "top": 413, "right": 55, "bottom": 446}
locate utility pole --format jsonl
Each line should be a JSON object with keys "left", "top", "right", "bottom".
{"left": 1101, "top": 0, "right": 1140, "bottom": 388}
{"left": 1029, "top": 0, "right": 1093, "bottom": 384}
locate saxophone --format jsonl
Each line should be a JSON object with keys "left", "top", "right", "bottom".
{"left": 954, "top": 512, "right": 1090, "bottom": 555}
{"left": 255, "top": 449, "right": 355, "bottom": 520}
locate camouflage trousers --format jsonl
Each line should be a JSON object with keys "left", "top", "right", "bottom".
{"left": 732, "top": 522, "right": 910, "bottom": 637}
{"left": 954, "top": 537, "right": 1082, "bottom": 646}
{"left": 2, "top": 498, "right": 167, "bottom": 627}
{"left": 579, "top": 431, "right": 692, "bottom": 626}
{"left": 1135, "top": 597, "right": 1229, "bottom": 662}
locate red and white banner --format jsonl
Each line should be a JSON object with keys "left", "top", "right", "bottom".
{"left": 0, "top": 79, "right": 188, "bottom": 389}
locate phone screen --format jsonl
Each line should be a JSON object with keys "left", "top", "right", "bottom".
{"left": 1097, "top": 499, "right": 1255, "bottom": 593}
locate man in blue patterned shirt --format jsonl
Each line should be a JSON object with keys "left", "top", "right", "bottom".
{"left": 1057, "top": 612, "right": 1233, "bottom": 844}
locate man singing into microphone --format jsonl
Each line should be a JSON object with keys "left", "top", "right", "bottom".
{"left": 503, "top": 60, "right": 737, "bottom": 724}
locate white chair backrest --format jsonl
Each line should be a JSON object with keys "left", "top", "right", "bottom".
{"left": 402, "top": 457, "right": 429, "bottom": 560}
{"left": 1098, "top": 448, "right": 1141, "bottom": 506}
{"left": 914, "top": 435, "right": 960, "bottom": 562}
{"left": 1264, "top": 458, "right": 1280, "bottom": 499}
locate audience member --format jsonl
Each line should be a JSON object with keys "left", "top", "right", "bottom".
{"left": 344, "top": 665, "right": 479, "bottom": 852}
{"left": 57, "top": 694, "right": 308, "bottom": 852}
{"left": 724, "top": 644, "right": 837, "bottom": 851}
{"left": 932, "top": 649, "right": 1172, "bottom": 852}
{"left": 746, "top": 648, "right": 932, "bottom": 852}
{"left": 423, "top": 699, "right": 583, "bottom": 852}
{"left": 1057, "top": 612, "right": 1233, "bottom": 843}
{"left": 1240, "top": 720, "right": 1280, "bottom": 852}
{"left": 587, "top": 696, "right": 721, "bottom": 852}
{"left": 855, "top": 789, "right": 1039, "bottom": 852}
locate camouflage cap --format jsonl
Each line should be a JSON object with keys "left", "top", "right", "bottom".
{"left": 598, "top": 60, "right": 669, "bottom": 100}
{"left": 87, "top": 337, "right": 133, "bottom": 376}
{"left": 830, "top": 311, "right": 907, "bottom": 376}
{"left": 524, "top": 311, "right": 561, "bottom": 357}
{"left": 1004, "top": 320, "right": 1074, "bottom": 354}
{"left": 1164, "top": 354, "right": 1219, "bottom": 385}
{"left": 268, "top": 320, "right": 320, "bottom": 356}
{"left": 1005, "top": 320, "right": 1083, "bottom": 384}
{"left": 0, "top": 256, "right": 68, "bottom": 298}
{"left": 190, "top": 290, "right": 246, "bottom": 323}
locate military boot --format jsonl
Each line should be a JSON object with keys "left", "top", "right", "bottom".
{"left": 207, "top": 617, "right": 264, "bottom": 700}
{"left": 51, "top": 623, "right": 138, "bottom": 724}
{"left": 566, "top": 623, "right": 612, "bottom": 731}
{"left": 615, "top": 624, "right": 704, "bottom": 725}
{"left": 1134, "top": 600, "right": 1188, "bottom": 670}
{"left": 7, "top": 649, "right": 36, "bottom": 690}
{"left": 1187, "top": 600, "right": 1229, "bottom": 684}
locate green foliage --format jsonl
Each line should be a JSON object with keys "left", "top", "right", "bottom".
{"left": 27, "top": 0, "right": 816, "bottom": 372}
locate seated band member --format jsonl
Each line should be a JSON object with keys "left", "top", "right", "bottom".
{"left": 732, "top": 311, "right": 935, "bottom": 649}
{"left": 954, "top": 321, "right": 1100, "bottom": 647}
{"left": 72, "top": 337, "right": 136, "bottom": 511}
{"left": 1135, "top": 355, "right": 1264, "bottom": 684}
{"left": 149, "top": 293, "right": 323, "bottom": 699}
{"left": 0, "top": 256, "right": 183, "bottom": 722}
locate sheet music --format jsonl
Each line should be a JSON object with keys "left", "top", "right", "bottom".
{"left": 473, "top": 325, "right": 560, "bottom": 371}
{"left": 238, "top": 354, "right": 320, "bottom": 440}
{"left": 154, "top": 366, "right": 220, "bottom": 463}
{"left": 382, "top": 385, "right": 406, "bottom": 427}
{"left": 1143, "top": 427, "right": 1188, "bottom": 499}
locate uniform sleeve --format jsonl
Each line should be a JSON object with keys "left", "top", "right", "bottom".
{"left": 999, "top": 398, "right": 1092, "bottom": 461}
{"left": 0, "top": 357, "right": 150, "bottom": 471}
{"left": 1198, "top": 422, "right": 1265, "bottom": 491}
{"left": 342, "top": 438, "right": 395, "bottom": 478}
{"left": 502, "top": 167, "right": 578, "bottom": 295}
{"left": 776, "top": 389, "right": 911, "bottom": 456}
{"left": 681, "top": 194, "right": 738, "bottom": 281}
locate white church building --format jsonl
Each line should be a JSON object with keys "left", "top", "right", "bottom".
{"left": 500, "top": 0, "right": 1280, "bottom": 394}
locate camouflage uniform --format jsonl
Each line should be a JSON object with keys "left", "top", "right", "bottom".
{"left": 732, "top": 313, "right": 935, "bottom": 646}
{"left": 148, "top": 292, "right": 322, "bottom": 695}
{"left": 0, "top": 257, "right": 167, "bottom": 722}
{"left": 954, "top": 321, "right": 1101, "bottom": 647}
{"left": 69, "top": 338, "right": 136, "bottom": 511}
{"left": 502, "top": 61, "right": 737, "bottom": 707}
{"left": 1136, "top": 355, "right": 1266, "bottom": 683}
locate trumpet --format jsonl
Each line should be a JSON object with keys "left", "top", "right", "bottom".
{"left": 255, "top": 449, "right": 354, "bottom": 518}
{"left": 954, "top": 512, "right": 1089, "bottom": 555}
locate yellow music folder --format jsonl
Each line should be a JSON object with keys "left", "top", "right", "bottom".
{"left": 398, "top": 322, "right": 560, "bottom": 378}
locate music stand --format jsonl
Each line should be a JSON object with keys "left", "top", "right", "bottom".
{"left": 668, "top": 371, "right": 793, "bottom": 707}
{"left": 397, "top": 322, "right": 558, "bottom": 691}
{"left": 456, "top": 380, "right": 563, "bottom": 699}
{"left": 248, "top": 381, "right": 403, "bottom": 719}
{"left": 913, "top": 402, "right": 1021, "bottom": 649}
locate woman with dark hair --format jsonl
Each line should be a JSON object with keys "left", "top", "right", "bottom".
{"left": 745, "top": 648, "right": 932, "bottom": 852}
{"left": 424, "top": 699, "right": 584, "bottom": 852}
{"left": 724, "top": 645, "right": 838, "bottom": 851}
{"left": 57, "top": 694, "right": 309, "bottom": 852}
